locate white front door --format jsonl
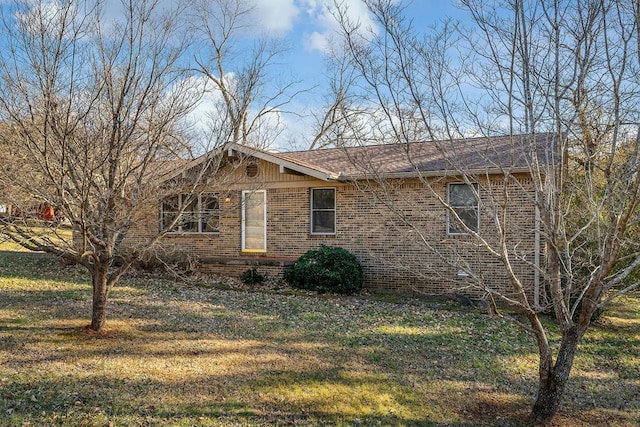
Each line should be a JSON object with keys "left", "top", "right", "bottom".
{"left": 242, "top": 190, "right": 266, "bottom": 252}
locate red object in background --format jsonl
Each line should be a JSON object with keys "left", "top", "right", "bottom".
{"left": 38, "top": 204, "right": 55, "bottom": 221}
{"left": 10, "top": 203, "right": 58, "bottom": 222}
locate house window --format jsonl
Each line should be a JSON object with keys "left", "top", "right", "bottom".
{"left": 311, "top": 188, "right": 336, "bottom": 234}
{"left": 161, "top": 193, "right": 220, "bottom": 233}
{"left": 447, "top": 183, "right": 479, "bottom": 234}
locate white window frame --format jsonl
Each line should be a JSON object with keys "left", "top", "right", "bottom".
{"left": 161, "top": 193, "right": 220, "bottom": 234}
{"left": 310, "top": 187, "right": 336, "bottom": 235}
{"left": 447, "top": 183, "right": 479, "bottom": 235}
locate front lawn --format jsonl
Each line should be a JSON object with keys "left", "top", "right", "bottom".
{"left": 0, "top": 251, "right": 638, "bottom": 426}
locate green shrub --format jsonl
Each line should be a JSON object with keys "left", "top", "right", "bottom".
{"left": 284, "top": 245, "right": 363, "bottom": 294}
{"left": 240, "top": 267, "right": 265, "bottom": 285}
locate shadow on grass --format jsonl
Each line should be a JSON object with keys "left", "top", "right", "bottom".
{"left": 1, "top": 314, "right": 627, "bottom": 426}
{"left": 0, "top": 250, "right": 88, "bottom": 283}
{"left": 1, "top": 250, "right": 639, "bottom": 426}
{"left": 0, "top": 306, "right": 538, "bottom": 425}
{"left": 0, "top": 358, "right": 533, "bottom": 426}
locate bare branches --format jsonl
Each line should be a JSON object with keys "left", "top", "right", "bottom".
{"left": 189, "top": 0, "right": 303, "bottom": 150}
{"left": 0, "top": 0, "right": 205, "bottom": 331}
{"left": 327, "top": 1, "right": 640, "bottom": 422}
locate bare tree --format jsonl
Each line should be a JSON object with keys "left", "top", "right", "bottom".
{"left": 0, "top": 0, "right": 207, "bottom": 332}
{"left": 188, "top": 0, "right": 304, "bottom": 150}
{"left": 327, "top": 0, "right": 640, "bottom": 424}
{"left": 0, "top": 0, "right": 303, "bottom": 333}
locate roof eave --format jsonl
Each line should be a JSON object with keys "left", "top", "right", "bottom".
{"left": 158, "top": 145, "right": 227, "bottom": 183}
{"left": 227, "top": 143, "right": 337, "bottom": 181}
{"left": 341, "top": 166, "right": 536, "bottom": 181}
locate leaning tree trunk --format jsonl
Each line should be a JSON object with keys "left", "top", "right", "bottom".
{"left": 90, "top": 264, "right": 110, "bottom": 332}
{"left": 530, "top": 328, "right": 580, "bottom": 425}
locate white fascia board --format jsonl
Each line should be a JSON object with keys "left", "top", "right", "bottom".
{"left": 227, "top": 143, "right": 337, "bottom": 182}
{"left": 343, "top": 167, "right": 534, "bottom": 181}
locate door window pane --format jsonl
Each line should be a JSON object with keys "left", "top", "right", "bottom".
{"left": 243, "top": 190, "right": 266, "bottom": 251}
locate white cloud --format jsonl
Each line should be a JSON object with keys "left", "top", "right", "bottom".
{"left": 250, "top": 0, "right": 300, "bottom": 33}
{"left": 300, "top": 0, "right": 377, "bottom": 54}
{"left": 14, "top": 0, "right": 77, "bottom": 37}
{"left": 179, "top": 73, "right": 292, "bottom": 152}
{"left": 304, "top": 31, "right": 330, "bottom": 53}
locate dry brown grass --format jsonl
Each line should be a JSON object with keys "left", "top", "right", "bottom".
{"left": 1, "top": 250, "right": 639, "bottom": 426}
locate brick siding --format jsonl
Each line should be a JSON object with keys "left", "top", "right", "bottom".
{"left": 126, "top": 159, "right": 538, "bottom": 299}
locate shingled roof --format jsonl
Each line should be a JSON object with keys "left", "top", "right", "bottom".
{"left": 226, "top": 133, "right": 556, "bottom": 181}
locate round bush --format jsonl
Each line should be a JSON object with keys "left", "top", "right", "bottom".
{"left": 284, "top": 245, "right": 363, "bottom": 294}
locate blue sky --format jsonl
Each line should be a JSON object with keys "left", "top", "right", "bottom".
{"left": 229, "top": 0, "right": 469, "bottom": 149}
{"left": 278, "top": 0, "right": 464, "bottom": 79}
{"left": 0, "top": 0, "right": 468, "bottom": 150}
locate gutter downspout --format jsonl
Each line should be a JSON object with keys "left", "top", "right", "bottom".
{"left": 534, "top": 200, "right": 541, "bottom": 308}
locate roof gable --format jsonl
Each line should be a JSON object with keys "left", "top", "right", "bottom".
{"left": 225, "top": 143, "right": 341, "bottom": 181}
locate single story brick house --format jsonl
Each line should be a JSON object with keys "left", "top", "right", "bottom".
{"left": 129, "top": 134, "right": 554, "bottom": 299}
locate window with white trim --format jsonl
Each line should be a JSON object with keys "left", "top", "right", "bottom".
{"left": 447, "top": 183, "right": 479, "bottom": 234}
{"left": 311, "top": 188, "right": 336, "bottom": 234}
{"left": 161, "top": 193, "right": 220, "bottom": 233}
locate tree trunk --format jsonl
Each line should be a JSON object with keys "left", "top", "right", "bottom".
{"left": 530, "top": 328, "right": 580, "bottom": 425}
{"left": 90, "top": 266, "right": 109, "bottom": 332}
